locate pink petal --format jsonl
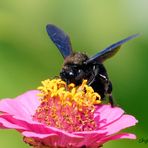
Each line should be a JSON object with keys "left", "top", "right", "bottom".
{"left": 22, "top": 130, "right": 84, "bottom": 147}
{"left": 23, "top": 131, "right": 58, "bottom": 138}
{"left": 0, "top": 114, "right": 32, "bottom": 130}
{"left": 97, "top": 133, "right": 136, "bottom": 145}
{"left": 0, "top": 90, "right": 40, "bottom": 121}
{"left": 21, "top": 122, "right": 83, "bottom": 138}
{"left": 74, "top": 131, "right": 107, "bottom": 147}
{"left": 0, "top": 112, "right": 85, "bottom": 147}
{"left": 100, "top": 114, "right": 138, "bottom": 135}
{"left": 23, "top": 132, "right": 58, "bottom": 147}
{"left": 1, "top": 111, "right": 84, "bottom": 144}
{"left": 23, "top": 131, "right": 59, "bottom": 147}
{"left": 0, "top": 116, "right": 26, "bottom": 130}
{"left": 94, "top": 105, "right": 124, "bottom": 128}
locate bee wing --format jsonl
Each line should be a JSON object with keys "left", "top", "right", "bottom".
{"left": 86, "top": 34, "right": 139, "bottom": 63}
{"left": 46, "top": 24, "right": 73, "bottom": 58}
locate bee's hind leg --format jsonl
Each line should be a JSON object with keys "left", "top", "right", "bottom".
{"left": 107, "top": 81, "right": 115, "bottom": 107}
{"left": 108, "top": 94, "right": 114, "bottom": 107}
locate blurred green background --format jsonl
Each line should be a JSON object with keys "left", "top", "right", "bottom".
{"left": 0, "top": 0, "right": 148, "bottom": 147}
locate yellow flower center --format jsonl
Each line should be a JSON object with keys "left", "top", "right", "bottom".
{"left": 33, "top": 79, "right": 101, "bottom": 132}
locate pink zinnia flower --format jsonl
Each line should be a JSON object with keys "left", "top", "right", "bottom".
{"left": 0, "top": 79, "right": 138, "bottom": 148}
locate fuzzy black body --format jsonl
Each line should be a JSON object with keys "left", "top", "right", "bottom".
{"left": 60, "top": 52, "right": 113, "bottom": 105}
{"left": 46, "top": 24, "right": 138, "bottom": 107}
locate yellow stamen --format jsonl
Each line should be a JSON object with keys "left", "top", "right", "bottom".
{"left": 37, "top": 78, "right": 101, "bottom": 107}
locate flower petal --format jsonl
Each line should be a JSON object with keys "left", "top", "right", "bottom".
{"left": 0, "top": 116, "right": 26, "bottom": 130}
{"left": 23, "top": 131, "right": 57, "bottom": 138}
{"left": 100, "top": 114, "right": 138, "bottom": 135}
{"left": 22, "top": 129, "right": 84, "bottom": 147}
{"left": 97, "top": 133, "right": 136, "bottom": 145}
{"left": 74, "top": 131, "right": 107, "bottom": 147}
{"left": 0, "top": 90, "right": 40, "bottom": 121}
{"left": 94, "top": 105, "right": 124, "bottom": 128}
{"left": 0, "top": 113, "right": 34, "bottom": 130}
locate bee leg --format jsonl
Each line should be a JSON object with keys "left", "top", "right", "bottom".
{"left": 108, "top": 94, "right": 114, "bottom": 107}
{"left": 107, "top": 81, "right": 115, "bottom": 107}
{"left": 88, "top": 65, "right": 98, "bottom": 85}
{"left": 87, "top": 73, "right": 95, "bottom": 85}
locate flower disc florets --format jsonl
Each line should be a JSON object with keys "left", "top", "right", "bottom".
{"left": 33, "top": 79, "right": 101, "bottom": 132}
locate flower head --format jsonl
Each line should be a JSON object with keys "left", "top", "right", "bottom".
{"left": 0, "top": 79, "right": 138, "bottom": 148}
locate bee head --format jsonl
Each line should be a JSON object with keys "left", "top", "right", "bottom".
{"left": 60, "top": 52, "right": 89, "bottom": 85}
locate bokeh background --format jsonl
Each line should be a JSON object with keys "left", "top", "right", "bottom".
{"left": 0, "top": 0, "right": 148, "bottom": 147}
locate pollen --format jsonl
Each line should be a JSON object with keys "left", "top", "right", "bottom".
{"left": 33, "top": 79, "right": 101, "bottom": 132}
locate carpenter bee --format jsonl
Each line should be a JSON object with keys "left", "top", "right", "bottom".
{"left": 46, "top": 24, "right": 139, "bottom": 106}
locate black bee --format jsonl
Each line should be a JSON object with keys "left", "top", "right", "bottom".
{"left": 46, "top": 24, "right": 139, "bottom": 106}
